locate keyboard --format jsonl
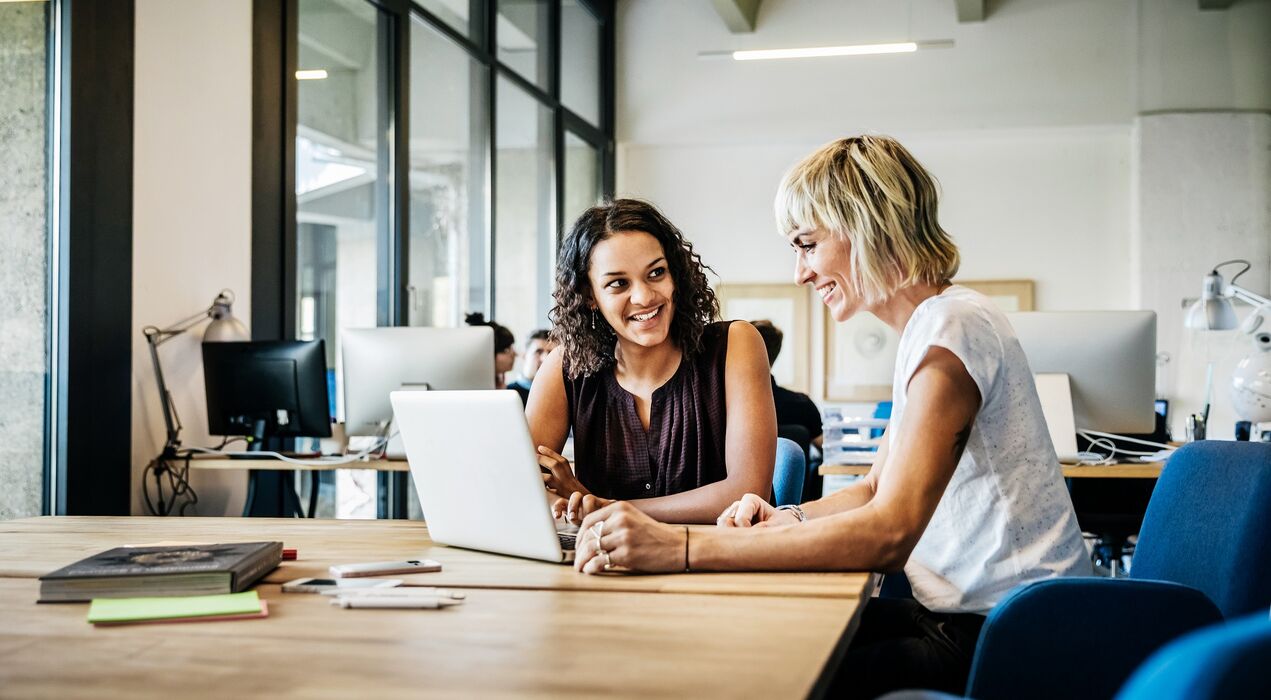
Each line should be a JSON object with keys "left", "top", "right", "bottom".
{"left": 558, "top": 532, "right": 577, "bottom": 551}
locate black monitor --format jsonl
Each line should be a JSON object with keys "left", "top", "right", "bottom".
{"left": 202, "top": 340, "right": 332, "bottom": 448}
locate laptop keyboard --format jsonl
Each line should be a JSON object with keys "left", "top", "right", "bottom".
{"left": 558, "top": 532, "right": 577, "bottom": 551}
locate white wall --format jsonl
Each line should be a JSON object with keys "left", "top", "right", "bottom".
{"left": 617, "top": 0, "right": 1271, "bottom": 416}
{"left": 132, "top": 0, "right": 253, "bottom": 515}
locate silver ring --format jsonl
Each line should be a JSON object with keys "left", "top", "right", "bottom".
{"left": 602, "top": 549, "right": 613, "bottom": 570}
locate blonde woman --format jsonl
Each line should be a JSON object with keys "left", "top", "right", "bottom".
{"left": 571, "top": 136, "right": 1090, "bottom": 697}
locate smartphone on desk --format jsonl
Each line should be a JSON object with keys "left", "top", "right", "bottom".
{"left": 328, "top": 560, "right": 442, "bottom": 578}
{"left": 281, "top": 577, "right": 403, "bottom": 594}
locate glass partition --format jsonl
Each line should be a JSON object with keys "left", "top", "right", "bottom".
{"left": 409, "top": 17, "right": 491, "bottom": 328}
{"left": 560, "top": 0, "right": 600, "bottom": 126}
{"left": 494, "top": 75, "right": 555, "bottom": 347}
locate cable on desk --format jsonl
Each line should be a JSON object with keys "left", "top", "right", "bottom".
{"left": 1075, "top": 429, "right": 1174, "bottom": 465}
{"left": 183, "top": 433, "right": 395, "bottom": 466}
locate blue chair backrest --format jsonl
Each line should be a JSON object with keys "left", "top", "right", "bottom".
{"left": 966, "top": 578, "right": 1223, "bottom": 700}
{"left": 1116, "top": 613, "right": 1271, "bottom": 700}
{"left": 871, "top": 400, "right": 892, "bottom": 438}
{"left": 1131, "top": 441, "right": 1271, "bottom": 617}
{"left": 772, "top": 437, "right": 805, "bottom": 507}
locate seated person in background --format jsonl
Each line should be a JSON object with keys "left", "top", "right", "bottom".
{"left": 570, "top": 136, "right": 1091, "bottom": 698}
{"left": 464, "top": 312, "right": 517, "bottom": 390}
{"left": 751, "top": 319, "right": 824, "bottom": 449}
{"left": 508, "top": 329, "right": 555, "bottom": 406}
{"left": 526, "top": 198, "right": 776, "bottom": 525}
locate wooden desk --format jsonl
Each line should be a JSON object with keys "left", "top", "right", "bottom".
{"left": 0, "top": 578, "right": 861, "bottom": 698}
{"left": 820, "top": 462, "right": 1165, "bottom": 479}
{"left": 188, "top": 456, "right": 409, "bottom": 472}
{"left": 0, "top": 517, "right": 868, "bottom": 698}
{"left": 0, "top": 517, "right": 875, "bottom": 599}
{"left": 188, "top": 455, "right": 409, "bottom": 519}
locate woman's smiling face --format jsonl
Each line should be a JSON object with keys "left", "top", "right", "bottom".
{"left": 587, "top": 230, "right": 677, "bottom": 348}
{"left": 789, "top": 227, "right": 861, "bottom": 322}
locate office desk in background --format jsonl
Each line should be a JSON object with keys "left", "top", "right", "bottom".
{"left": 819, "top": 462, "right": 1166, "bottom": 479}
{"left": 0, "top": 517, "right": 873, "bottom": 698}
{"left": 189, "top": 454, "right": 410, "bottom": 519}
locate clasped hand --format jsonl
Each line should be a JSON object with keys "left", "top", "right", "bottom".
{"left": 716, "top": 493, "right": 800, "bottom": 528}
{"left": 538, "top": 445, "right": 613, "bottom": 525}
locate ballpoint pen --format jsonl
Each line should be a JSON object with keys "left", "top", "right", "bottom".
{"left": 332, "top": 596, "right": 463, "bottom": 609}
{"left": 321, "top": 587, "right": 465, "bottom": 599}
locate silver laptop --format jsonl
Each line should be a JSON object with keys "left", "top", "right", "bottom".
{"left": 389, "top": 390, "right": 576, "bottom": 564}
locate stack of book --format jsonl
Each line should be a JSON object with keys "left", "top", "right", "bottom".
{"left": 38, "top": 541, "right": 282, "bottom": 603}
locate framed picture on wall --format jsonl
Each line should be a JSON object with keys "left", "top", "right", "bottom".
{"left": 956, "top": 279, "right": 1036, "bottom": 312}
{"left": 716, "top": 283, "right": 811, "bottom": 393}
{"left": 824, "top": 307, "right": 899, "bottom": 402}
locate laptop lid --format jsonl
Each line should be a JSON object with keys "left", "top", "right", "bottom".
{"left": 389, "top": 390, "right": 568, "bottom": 563}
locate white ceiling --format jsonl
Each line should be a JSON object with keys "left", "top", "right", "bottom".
{"left": 617, "top": 0, "right": 1271, "bottom": 145}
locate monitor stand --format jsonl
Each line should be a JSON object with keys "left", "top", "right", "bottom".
{"left": 242, "top": 433, "right": 308, "bottom": 518}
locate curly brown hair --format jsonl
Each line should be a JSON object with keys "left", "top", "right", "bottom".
{"left": 550, "top": 199, "right": 719, "bottom": 379}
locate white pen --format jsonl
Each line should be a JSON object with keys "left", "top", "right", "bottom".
{"left": 321, "top": 587, "right": 465, "bottom": 599}
{"left": 333, "top": 596, "right": 463, "bottom": 609}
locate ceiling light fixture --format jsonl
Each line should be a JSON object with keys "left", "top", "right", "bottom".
{"left": 295, "top": 69, "right": 329, "bottom": 80}
{"left": 699, "top": 40, "right": 954, "bottom": 61}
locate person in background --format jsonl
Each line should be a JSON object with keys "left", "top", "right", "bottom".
{"left": 464, "top": 312, "right": 516, "bottom": 390}
{"left": 569, "top": 136, "right": 1090, "bottom": 698}
{"left": 526, "top": 198, "right": 776, "bottom": 526}
{"left": 750, "top": 320, "right": 824, "bottom": 449}
{"left": 508, "top": 329, "right": 556, "bottom": 406}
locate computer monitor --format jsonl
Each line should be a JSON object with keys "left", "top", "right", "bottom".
{"left": 341, "top": 327, "right": 495, "bottom": 437}
{"left": 202, "top": 340, "right": 333, "bottom": 445}
{"left": 1006, "top": 311, "right": 1156, "bottom": 434}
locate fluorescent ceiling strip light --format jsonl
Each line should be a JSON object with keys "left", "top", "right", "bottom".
{"left": 699, "top": 40, "right": 953, "bottom": 61}
{"left": 295, "top": 69, "right": 329, "bottom": 80}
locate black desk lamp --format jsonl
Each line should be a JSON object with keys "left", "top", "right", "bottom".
{"left": 142, "top": 290, "right": 249, "bottom": 514}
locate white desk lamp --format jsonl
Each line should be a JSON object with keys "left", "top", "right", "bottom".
{"left": 1184, "top": 260, "right": 1270, "bottom": 332}
{"left": 1183, "top": 260, "right": 1271, "bottom": 431}
{"left": 142, "top": 290, "right": 249, "bottom": 514}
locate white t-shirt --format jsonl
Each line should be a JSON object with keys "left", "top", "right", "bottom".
{"left": 890, "top": 285, "right": 1091, "bottom": 614}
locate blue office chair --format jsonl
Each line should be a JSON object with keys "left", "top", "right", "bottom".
{"left": 965, "top": 578, "right": 1223, "bottom": 700}
{"left": 1130, "top": 440, "right": 1271, "bottom": 617}
{"left": 962, "top": 441, "right": 1270, "bottom": 699}
{"left": 771, "top": 437, "right": 805, "bottom": 507}
{"left": 1116, "top": 613, "right": 1271, "bottom": 700}
{"left": 880, "top": 614, "right": 1271, "bottom": 700}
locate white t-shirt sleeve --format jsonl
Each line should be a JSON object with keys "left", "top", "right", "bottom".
{"left": 902, "top": 299, "right": 1004, "bottom": 407}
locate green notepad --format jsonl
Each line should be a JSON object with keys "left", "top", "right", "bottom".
{"left": 87, "top": 591, "right": 262, "bottom": 624}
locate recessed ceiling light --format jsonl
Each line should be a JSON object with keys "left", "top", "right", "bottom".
{"left": 295, "top": 69, "right": 329, "bottom": 80}
{"left": 699, "top": 40, "right": 954, "bottom": 61}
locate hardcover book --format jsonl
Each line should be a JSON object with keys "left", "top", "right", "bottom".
{"left": 39, "top": 541, "right": 282, "bottom": 603}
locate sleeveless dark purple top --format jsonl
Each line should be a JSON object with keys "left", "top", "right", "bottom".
{"left": 564, "top": 321, "right": 733, "bottom": 500}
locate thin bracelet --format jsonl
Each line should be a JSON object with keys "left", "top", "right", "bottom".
{"left": 683, "top": 525, "right": 691, "bottom": 572}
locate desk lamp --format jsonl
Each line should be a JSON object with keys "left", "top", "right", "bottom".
{"left": 1183, "top": 260, "right": 1271, "bottom": 434}
{"left": 142, "top": 290, "right": 249, "bottom": 514}
{"left": 1184, "top": 260, "right": 1270, "bottom": 333}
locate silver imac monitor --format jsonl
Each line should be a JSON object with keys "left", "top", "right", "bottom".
{"left": 341, "top": 327, "right": 495, "bottom": 437}
{"left": 1006, "top": 311, "right": 1157, "bottom": 434}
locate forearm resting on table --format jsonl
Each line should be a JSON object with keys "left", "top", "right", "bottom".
{"left": 690, "top": 502, "right": 915, "bottom": 572}
{"left": 798, "top": 475, "right": 877, "bottom": 519}
{"left": 630, "top": 475, "right": 768, "bottom": 524}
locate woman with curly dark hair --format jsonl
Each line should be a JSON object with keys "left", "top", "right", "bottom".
{"left": 526, "top": 199, "right": 776, "bottom": 525}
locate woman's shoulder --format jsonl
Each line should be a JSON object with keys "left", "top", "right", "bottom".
{"left": 912, "top": 287, "right": 1006, "bottom": 340}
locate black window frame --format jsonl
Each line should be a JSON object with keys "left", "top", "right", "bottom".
{"left": 251, "top": 0, "right": 615, "bottom": 517}
{"left": 49, "top": 0, "right": 136, "bottom": 516}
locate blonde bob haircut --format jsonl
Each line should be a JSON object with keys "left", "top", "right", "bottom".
{"left": 775, "top": 135, "right": 960, "bottom": 305}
